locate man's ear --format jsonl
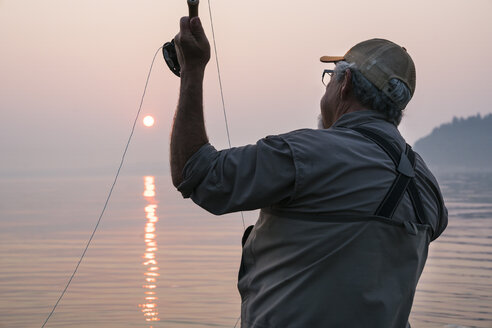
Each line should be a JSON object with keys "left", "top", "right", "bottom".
{"left": 340, "top": 69, "right": 353, "bottom": 100}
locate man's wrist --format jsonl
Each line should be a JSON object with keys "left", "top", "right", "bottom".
{"left": 180, "top": 66, "right": 206, "bottom": 79}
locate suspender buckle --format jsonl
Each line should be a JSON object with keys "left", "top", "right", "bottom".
{"left": 403, "top": 221, "right": 418, "bottom": 235}
{"left": 397, "top": 152, "right": 415, "bottom": 178}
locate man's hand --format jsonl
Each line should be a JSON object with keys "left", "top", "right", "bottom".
{"left": 174, "top": 16, "right": 211, "bottom": 73}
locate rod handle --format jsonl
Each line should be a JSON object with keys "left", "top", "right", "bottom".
{"left": 188, "top": 0, "right": 199, "bottom": 18}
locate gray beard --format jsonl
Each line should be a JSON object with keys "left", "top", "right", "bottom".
{"left": 317, "top": 114, "right": 325, "bottom": 129}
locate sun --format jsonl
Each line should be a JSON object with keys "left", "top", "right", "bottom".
{"left": 143, "top": 115, "right": 155, "bottom": 127}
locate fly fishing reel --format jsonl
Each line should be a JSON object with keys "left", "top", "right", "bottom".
{"left": 163, "top": 0, "right": 199, "bottom": 77}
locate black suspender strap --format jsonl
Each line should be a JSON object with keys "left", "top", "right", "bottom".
{"left": 407, "top": 180, "right": 428, "bottom": 225}
{"left": 375, "top": 145, "right": 413, "bottom": 218}
{"left": 351, "top": 127, "right": 400, "bottom": 163}
{"left": 351, "top": 126, "right": 427, "bottom": 224}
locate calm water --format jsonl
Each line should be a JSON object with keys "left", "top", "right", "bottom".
{"left": 0, "top": 172, "right": 491, "bottom": 327}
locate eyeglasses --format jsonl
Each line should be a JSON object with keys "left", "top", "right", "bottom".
{"left": 322, "top": 69, "right": 334, "bottom": 86}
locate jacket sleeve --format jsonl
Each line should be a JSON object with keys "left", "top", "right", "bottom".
{"left": 177, "top": 135, "right": 297, "bottom": 215}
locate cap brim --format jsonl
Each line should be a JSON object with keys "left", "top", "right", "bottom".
{"left": 320, "top": 55, "right": 345, "bottom": 63}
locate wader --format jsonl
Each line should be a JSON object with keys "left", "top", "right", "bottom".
{"left": 238, "top": 126, "right": 438, "bottom": 328}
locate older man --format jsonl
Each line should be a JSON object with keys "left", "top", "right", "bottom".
{"left": 170, "top": 16, "right": 447, "bottom": 328}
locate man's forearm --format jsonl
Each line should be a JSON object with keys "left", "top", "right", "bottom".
{"left": 170, "top": 68, "right": 209, "bottom": 187}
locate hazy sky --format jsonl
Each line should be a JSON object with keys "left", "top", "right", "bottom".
{"left": 1, "top": 0, "right": 491, "bottom": 176}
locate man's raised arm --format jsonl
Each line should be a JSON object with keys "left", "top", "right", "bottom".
{"left": 170, "top": 16, "right": 211, "bottom": 187}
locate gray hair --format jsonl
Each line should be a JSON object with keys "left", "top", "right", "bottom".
{"left": 334, "top": 61, "right": 412, "bottom": 125}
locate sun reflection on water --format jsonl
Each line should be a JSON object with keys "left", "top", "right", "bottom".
{"left": 138, "top": 176, "right": 160, "bottom": 325}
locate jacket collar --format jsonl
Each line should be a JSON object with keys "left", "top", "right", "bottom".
{"left": 332, "top": 110, "right": 392, "bottom": 129}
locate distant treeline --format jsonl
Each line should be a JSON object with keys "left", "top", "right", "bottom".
{"left": 414, "top": 113, "right": 492, "bottom": 171}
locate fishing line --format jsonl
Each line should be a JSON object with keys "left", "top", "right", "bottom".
{"left": 40, "top": 46, "right": 162, "bottom": 328}
{"left": 207, "top": 0, "right": 246, "bottom": 231}
{"left": 207, "top": 2, "right": 246, "bottom": 327}
{"left": 42, "top": 1, "right": 245, "bottom": 325}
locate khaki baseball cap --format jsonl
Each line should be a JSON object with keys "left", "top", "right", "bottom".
{"left": 320, "top": 38, "right": 416, "bottom": 97}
